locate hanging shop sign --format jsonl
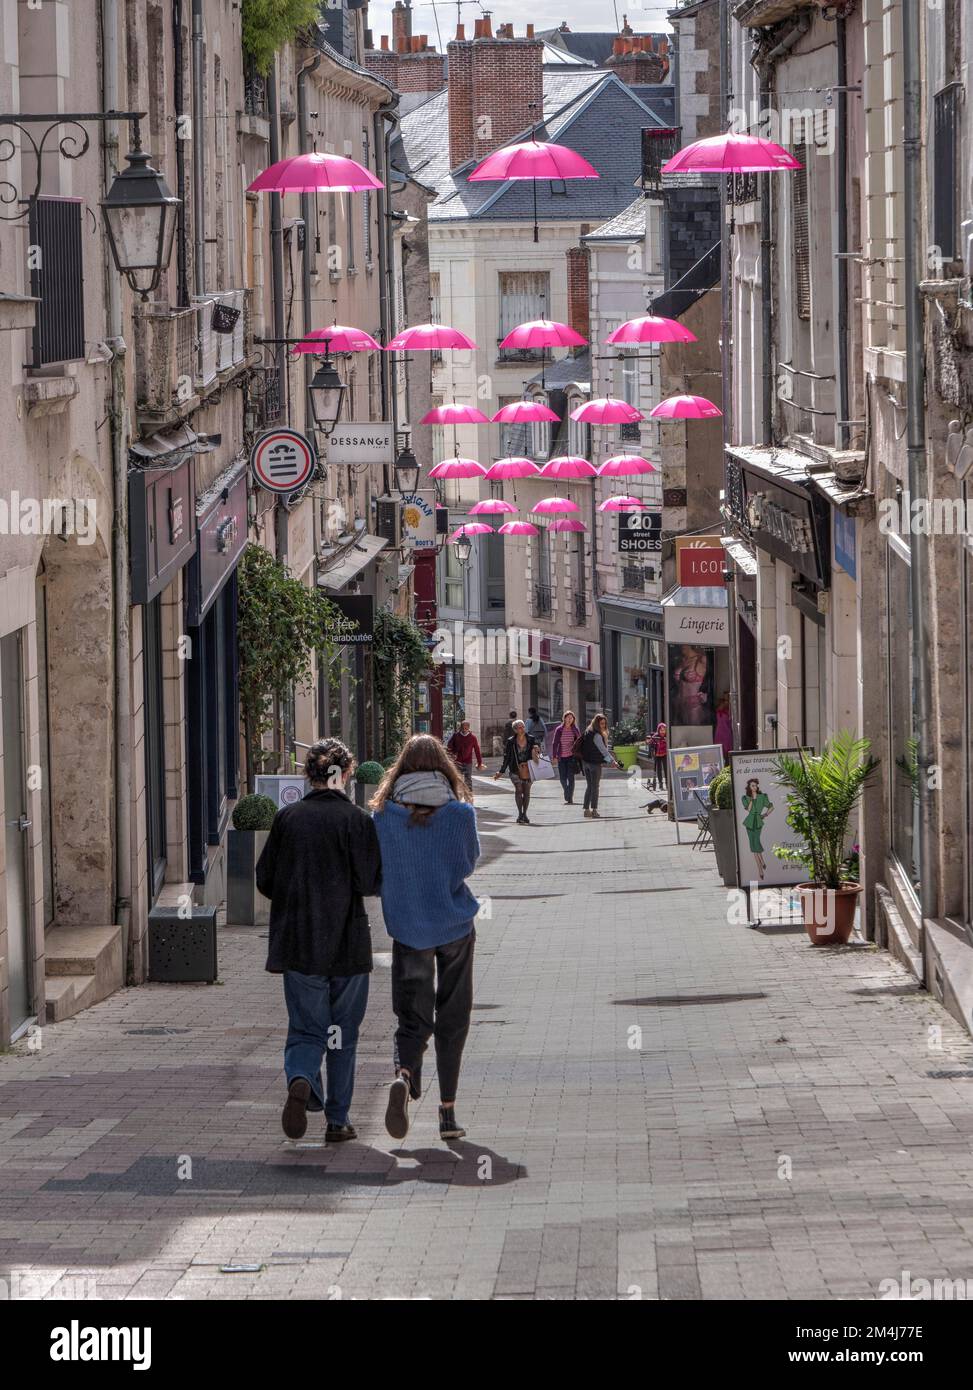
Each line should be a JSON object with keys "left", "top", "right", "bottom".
{"left": 129, "top": 455, "right": 197, "bottom": 605}
{"left": 663, "top": 600, "right": 729, "bottom": 646}
{"left": 187, "top": 462, "right": 248, "bottom": 625}
{"left": 741, "top": 471, "right": 828, "bottom": 584}
{"left": 400, "top": 490, "right": 437, "bottom": 550}
{"left": 833, "top": 508, "right": 857, "bottom": 580}
{"left": 326, "top": 422, "right": 395, "bottom": 466}
{"left": 541, "top": 635, "right": 591, "bottom": 672}
{"left": 676, "top": 534, "right": 725, "bottom": 586}
{"left": 324, "top": 594, "right": 374, "bottom": 645}
{"left": 618, "top": 510, "right": 662, "bottom": 554}
{"left": 249, "top": 428, "right": 316, "bottom": 493}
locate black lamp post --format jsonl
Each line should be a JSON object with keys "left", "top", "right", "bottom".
{"left": 393, "top": 445, "right": 420, "bottom": 497}
{"left": 308, "top": 357, "right": 348, "bottom": 435}
{"left": 100, "top": 125, "right": 179, "bottom": 299}
{"left": 453, "top": 532, "right": 473, "bottom": 567}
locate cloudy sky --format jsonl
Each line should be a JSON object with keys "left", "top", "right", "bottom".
{"left": 364, "top": 1, "right": 674, "bottom": 47}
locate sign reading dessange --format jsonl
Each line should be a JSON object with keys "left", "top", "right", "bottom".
{"left": 327, "top": 422, "right": 395, "bottom": 465}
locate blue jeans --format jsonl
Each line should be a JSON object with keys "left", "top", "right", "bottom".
{"left": 557, "top": 758, "right": 576, "bottom": 802}
{"left": 283, "top": 970, "right": 369, "bottom": 1125}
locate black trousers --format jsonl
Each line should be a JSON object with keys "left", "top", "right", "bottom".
{"left": 582, "top": 762, "right": 603, "bottom": 810}
{"left": 654, "top": 756, "right": 667, "bottom": 789}
{"left": 392, "top": 929, "right": 475, "bottom": 1103}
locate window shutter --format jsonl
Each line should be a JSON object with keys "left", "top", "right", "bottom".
{"left": 29, "top": 196, "right": 85, "bottom": 365}
{"left": 792, "top": 145, "right": 811, "bottom": 320}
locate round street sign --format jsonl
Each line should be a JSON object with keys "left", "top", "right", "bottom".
{"left": 250, "top": 428, "right": 315, "bottom": 493}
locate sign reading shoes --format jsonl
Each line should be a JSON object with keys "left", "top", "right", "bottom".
{"left": 326, "top": 422, "right": 395, "bottom": 465}
{"left": 250, "top": 428, "right": 316, "bottom": 493}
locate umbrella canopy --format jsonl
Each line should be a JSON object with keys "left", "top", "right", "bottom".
{"left": 532, "top": 497, "right": 580, "bottom": 515}
{"left": 469, "top": 499, "right": 518, "bottom": 515}
{"left": 571, "top": 397, "right": 644, "bottom": 425}
{"left": 606, "top": 314, "right": 697, "bottom": 346}
{"left": 469, "top": 140, "right": 600, "bottom": 182}
{"left": 499, "top": 318, "right": 587, "bottom": 349}
{"left": 420, "top": 403, "right": 490, "bottom": 425}
{"left": 428, "top": 457, "right": 487, "bottom": 479}
{"left": 598, "top": 455, "right": 660, "bottom": 477}
{"left": 498, "top": 520, "right": 540, "bottom": 536}
{"left": 491, "top": 400, "right": 560, "bottom": 424}
{"left": 540, "top": 456, "right": 597, "bottom": 479}
{"left": 548, "top": 518, "right": 588, "bottom": 533}
{"left": 386, "top": 323, "right": 476, "bottom": 351}
{"left": 651, "top": 394, "right": 723, "bottom": 420}
{"left": 598, "top": 495, "right": 645, "bottom": 512}
{"left": 291, "top": 324, "right": 381, "bottom": 354}
{"left": 662, "top": 133, "right": 802, "bottom": 174}
{"left": 449, "top": 523, "right": 493, "bottom": 539}
{"left": 485, "top": 457, "right": 541, "bottom": 479}
{"left": 248, "top": 152, "right": 383, "bottom": 193}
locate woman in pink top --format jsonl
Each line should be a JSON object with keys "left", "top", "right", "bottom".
{"left": 551, "top": 710, "right": 583, "bottom": 805}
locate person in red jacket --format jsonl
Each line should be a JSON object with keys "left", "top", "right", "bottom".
{"left": 446, "top": 720, "right": 485, "bottom": 791}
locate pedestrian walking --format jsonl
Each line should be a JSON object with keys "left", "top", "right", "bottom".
{"left": 446, "top": 718, "right": 485, "bottom": 791}
{"left": 648, "top": 721, "right": 668, "bottom": 791}
{"left": 371, "top": 735, "right": 480, "bottom": 1142}
{"left": 494, "top": 718, "right": 542, "bottom": 824}
{"left": 502, "top": 710, "right": 518, "bottom": 743}
{"left": 257, "top": 738, "right": 381, "bottom": 1144}
{"left": 551, "top": 709, "right": 583, "bottom": 805}
{"left": 525, "top": 706, "right": 548, "bottom": 748}
{"left": 579, "top": 713, "right": 621, "bottom": 819}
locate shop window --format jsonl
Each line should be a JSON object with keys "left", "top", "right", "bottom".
{"left": 144, "top": 595, "right": 167, "bottom": 899}
{"left": 186, "top": 578, "right": 239, "bottom": 883}
{"left": 887, "top": 537, "right": 919, "bottom": 893}
{"left": 498, "top": 270, "right": 549, "bottom": 361}
{"left": 442, "top": 543, "right": 464, "bottom": 610}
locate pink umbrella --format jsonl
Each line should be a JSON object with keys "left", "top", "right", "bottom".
{"left": 449, "top": 523, "right": 493, "bottom": 540}
{"left": 386, "top": 323, "right": 476, "bottom": 351}
{"left": 428, "top": 457, "right": 487, "bottom": 479}
{"left": 598, "top": 495, "right": 645, "bottom": 512}
{"left": 540, "top": 456, "right": 596, "bottom": 479}
{"left": 500, "top": 319, "right": 587, "bottom": 350}
{"left": 651, "top": 394, "right": 723, "bottom": 420}
{"left": 606, "top": 314, "right": 697, "bottom": 346}
{"left": 662, "top": 133, "right": 802, "bottom": 175}
{"left": 598, "top": 455, "right": 660, "bottom": 477}
{"left": 420, "top": 403, "right": 490, "bottom": 425}
{"left": 548, "top": 518, "right": 588, "bottom": 533}
{"left": 248, "top": 152, "right": 383, "bottom": 193}
{"left": 469, "top": 141, "right": 599, "bottom": 182}
{"left": 469, "top": 499, "right": 518, "bottom": 515}
{"left": 491, "top": 400, "right": 560, "bottom": 424}
{"left": 291, "top": 324, "right": 381, "bottom": 354}
{"left": 498, "top": 520, "right": 540, "bottom": 537}
{"left": 571, "top": 397, "right": 644, "bottom": 425}
{"left": 532, "top": 497, "right": 580, "bottom": 515}
{"left": 485, "top": 457, "right": 540, "bottom": 480}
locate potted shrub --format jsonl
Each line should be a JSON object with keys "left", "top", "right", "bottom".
{"left": 610, "top": 718, "right": 642, "bottom": 770}
{"left": 227, "top": 793, "right": 278, "bottom": 926}
{"left": 354, "top": 760, "right": 385, "bottom": 808}
{"left": 772, "top": 732, "right": 878, "bottom": 946}
{"left": 707, "top": 767, "right": 737, "bottom": 888}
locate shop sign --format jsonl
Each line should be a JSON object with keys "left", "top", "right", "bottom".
{"left": 676, "top": 534, "right": 725, "bottom": 586}
{"left": 833, "top": 509, "right": 856, "bottom": 579}
{"left": 324, "top": 594, "right": 374, "bottom": 645}
{"left": 326, "top": 422, "right": 395, "bottom": 465}
{"left": 741, "top": 471, "right": 827, "bottom": 583}
{"left": 667, "top": 745, "right": 725, "bottom": 823}
{"left": 400, "top": 490, "right": 437, "bottom": 550}
{"left": 187, "top": 463, "right": 248, "bottom": 625}
{"left": 255, "top": 775, "right": 308, "bottom": 809}
{"left": 129, "top": 455, "right": 197, "bottom": 605}
{"left": 664, "top": 603, "right": 729, "bottom": 646}
{"left": 618, "top": 510, "right": 662, "bottom": 554}
{"left": 541, "top": 635, "right": 591, "bottom": 671}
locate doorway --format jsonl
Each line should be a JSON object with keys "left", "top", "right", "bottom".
{"left": 2, "top": 629, "right": 33, "bottom": 1037}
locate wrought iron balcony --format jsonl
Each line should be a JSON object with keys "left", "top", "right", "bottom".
{"left": 571, "top": 591, "right": 588, "bottom": 627}
{"left": 532, "top": 583, "right": 553, "bottom": 619}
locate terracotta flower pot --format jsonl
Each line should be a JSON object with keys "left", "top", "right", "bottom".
{"left": 798, "top": 882, "right": 861, "bottom": 946}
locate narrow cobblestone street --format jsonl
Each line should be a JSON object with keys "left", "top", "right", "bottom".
{"left": 2, "top": 770, "right": 973, "bottom": 1302}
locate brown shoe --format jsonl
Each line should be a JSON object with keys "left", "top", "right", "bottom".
{"left": 282, "top": 1077, "right": 311, "bottom": 1140}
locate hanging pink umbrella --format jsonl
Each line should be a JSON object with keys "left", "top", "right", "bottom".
{"left": 470, "top": 141, "right": 599, "bottom": 182}
{"left": 499, "top": 319, "right": 587, "bottom": 350}
{"left": 469, "top": 499, "right": 518, "bottom": 515}
{"left": 532, "top": 497, "right": 580, "bottom": 515}
{"left": 248, "top": 152, "right": 383, "bottom": 193}
{"left": 662, "top": 133, "right": 801, "bottom": 175}
{"left": 571, "top": 397, "right": 644, "bottom": 425}
{"left": 291, "top": 324, "right": 381, "bottom": 354}
{"left": 651, "top": 394, "right": 723, "bottom": 420}
{"left": 540, "top": 456, "right": 596, "bottom": 479}
{"left": 598, "top": 495, "right": 645, "bottom": 512}
{"left": 548, "top": 518, "right": 588, "bottom": 533}
{"left": 485, "top": 457, "right": 540, "bottom": 480}
{"left": 491, "top": 400, "right": 560, "bottom": 424}
{"left": 498, "top": 520, "right": 540, "bottom": 537}
{"left": 606, "top": 315, "right": 697, "bottom": 346}
{"left": 386, "top": 323, "right": 476, "bottom": 351}
{"left": 449, "top": 522, "right": 493, "bottom": 540}
{"left": 420, "top": 403, "right": 490, "bottom": 425}
{"left": 428, "top": 457, "right": 487, "bottom": 479}
{"left": 598, "top": 455, "right": 660, "bottom": 477}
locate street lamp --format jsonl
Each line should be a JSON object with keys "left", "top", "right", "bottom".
{"left": 308, "top": 357, "right": 348, "bottom": 435}
{"left": 452, "top": 533, "right": 473, "bottom": 567}
{"left": 100, "top": 126, "right": 180, "bottom": 299}
{"left": 394, "top": 445, "right": 420, "bottom": 497}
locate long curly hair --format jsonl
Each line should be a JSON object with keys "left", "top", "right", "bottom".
{"left": 369, "top": 734, "right": 472, "bottom": 822}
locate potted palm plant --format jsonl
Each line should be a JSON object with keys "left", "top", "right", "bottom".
{"left": 772, "top": 732, "right": 878, "bottom": 946}
{"left": 707, "top": 766, "right": 737, "bottom": 887}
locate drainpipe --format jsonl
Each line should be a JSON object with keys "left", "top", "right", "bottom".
{"left": 266, "top": 63, "right": 287, "bottom": 564}
{"left": 297, "top": 52, "right": 322, "bottom": 436}
{"left": 191, "top": 0, "right": 205, "bottom": 297}
{"left": 377, "top": 102, "right": 399, "bottom": 447}
{"left": 902, "top": 0, "right": 938, "bottom": 933}
{"left": 101, "top": 0, "right": 133, "bottom": 972}
{"left": 172, "top": 0, "right": 189, "bottom": 306}
{"left": 834, "top": 15, "right": 850, "bottom": 451}
{"left": 719, "top": 0, "right": 739, "bottom": 746}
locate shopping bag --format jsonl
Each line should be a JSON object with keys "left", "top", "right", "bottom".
{"left": 528, "top": 755, "right": 556, "bottom": 782}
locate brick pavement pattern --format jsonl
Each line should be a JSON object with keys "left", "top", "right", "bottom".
{"left": 2, "top": 770, "right": 973, "bottom": 1300}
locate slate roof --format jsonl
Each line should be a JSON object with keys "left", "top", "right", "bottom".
{"left": 631, "top": 84, "right": 677, "bottom": 127}
{"left": 394, "top": 72, "right": 667, "bottom": 226}
{"left": 586, "top": 197, "right": 646, "bottom": 241}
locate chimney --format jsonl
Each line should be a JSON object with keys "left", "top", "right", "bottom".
{"left": 455, "top": 22, "right": 465, "bottom": 40}
{"left": 381, "top": 34, "right": 389, "bottom": 52}
{"left": 392, "top": 1, "right": 412, "bottom": 54}
{"left": 566, "top": 246, "right": 590, "bottom": 343}
{"left": 527, "top": 24, "right": 535, "bottom": 38}
{"left": 447, "top": 30, "right": 544, "bottom": 169}
{"left": 607, "top": 39, "right": 666, "bottom": 86}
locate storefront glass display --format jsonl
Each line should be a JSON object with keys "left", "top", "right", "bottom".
{"left": 887, "top": 537, "right": 919, "bottom": 893}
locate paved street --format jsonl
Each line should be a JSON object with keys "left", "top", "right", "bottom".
{"left": 2, "top": 770, "right": 973, "bottom": 1302}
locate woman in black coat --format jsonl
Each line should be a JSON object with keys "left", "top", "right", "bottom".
{"left": 493, "top": 718, "right": 541, "bottom": 824}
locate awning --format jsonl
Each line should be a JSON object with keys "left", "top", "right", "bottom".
{"left": 661, "top": 585, "right": 729, "bottom": 646}
{"left": 317, "top": 533, "right": 388, "bottom": 592}
{"left": 130, "top": 423, "right": 218, "bottom": 463}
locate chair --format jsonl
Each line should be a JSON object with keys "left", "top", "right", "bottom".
{"left": 692, "top": 788, "right": 712, "bottom": 850}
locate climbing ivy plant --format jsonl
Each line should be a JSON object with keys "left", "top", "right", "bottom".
{"left": 237, "top": 543, "right": 342, "bottom": 784}
{"left": 242, "top": 0, "right": 320, "bottom": 75}
{"left": 372, "top": 609, "right": 433, "bottom": 759}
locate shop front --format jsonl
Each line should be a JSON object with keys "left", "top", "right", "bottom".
{"left": 661, "top": 585, "right": 730, "bottom": 748}
{"left": 527, "top": 634, "right": 599, "bottom": 733}
{"left": 598, "top": 596, "right": 664, "bottom": 734}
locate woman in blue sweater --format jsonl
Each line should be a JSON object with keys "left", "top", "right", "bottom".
{"left": 371, "top": 735, "right": 480, "bottom": 1143}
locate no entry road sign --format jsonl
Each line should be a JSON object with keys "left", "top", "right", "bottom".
{"left": 249, "top": 429, "right": 315, "bottom": 493}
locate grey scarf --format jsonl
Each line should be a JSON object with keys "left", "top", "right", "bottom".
{"left": 391, "top": 770, "right": 456, "bottom": 808}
